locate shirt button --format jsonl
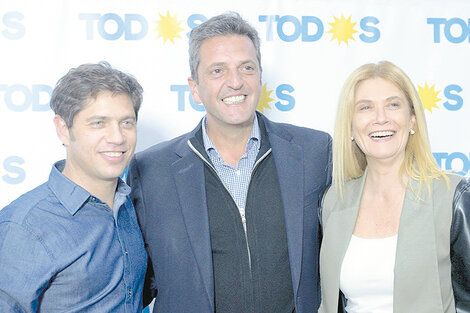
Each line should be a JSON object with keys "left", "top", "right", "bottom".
{"left": 236, "top": 170, "right": 241, "bottom": 176}
{"left": 124, "top": 251, "right": 128, "bottom": 255}
{"left": 128, "top": 290, "right": 133, "bottom": 296}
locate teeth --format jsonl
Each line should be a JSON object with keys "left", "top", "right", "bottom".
{"left": 223, "top": 95, "right": 245, "bottom": 104}
{"left": 103, "top": 152, "right": 123, "bottom": 157}
{"left": 370, "top": 131, "right": 394, "bottom": 138}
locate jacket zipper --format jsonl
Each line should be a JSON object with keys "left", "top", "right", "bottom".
{"left": 187, "top": 139, "right": 272, "bottom": 271}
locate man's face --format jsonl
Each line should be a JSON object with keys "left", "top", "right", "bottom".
{"left": 55, "top": 91, "right": 137, "bottom": 188}
{"left": 189, "top": 34, "right": 262, "bottom": 131}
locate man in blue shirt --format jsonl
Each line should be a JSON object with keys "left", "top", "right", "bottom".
{"left": 0, "top": 62, "right": 147, "bottom": 312}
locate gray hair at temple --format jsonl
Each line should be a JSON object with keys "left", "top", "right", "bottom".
{"left": 50, "top": 61, "right": 143, "bottom": 128}
{"left": 188, "top": 12, "right": 262, "bottom": 83}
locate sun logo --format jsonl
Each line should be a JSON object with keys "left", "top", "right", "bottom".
{"left": 418, "top": 83, "right": 442, "bottom": 113}
{"left": 327, "top": 14, "right": 358, "bottom": 46}
{"left": 257, "top": 83, "right": 275, "bottom": 113}
{"left": 153, "top": 11, "right": 184, "bottom": 44}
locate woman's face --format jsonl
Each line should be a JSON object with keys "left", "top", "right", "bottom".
{"left": 351, "top": 77, "right": 416, "bottom": 166}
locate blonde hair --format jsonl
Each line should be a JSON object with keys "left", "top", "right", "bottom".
{"left": 333, "top": 61, "right": 448, "bottom": 197}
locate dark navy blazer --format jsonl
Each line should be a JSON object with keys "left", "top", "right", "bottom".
{"left": 127, "top": 113, "right": 332, "bottom": 313}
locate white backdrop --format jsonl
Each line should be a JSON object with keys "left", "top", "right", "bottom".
{"left": 1, "top": 0, "right": 468, "bottom": 208}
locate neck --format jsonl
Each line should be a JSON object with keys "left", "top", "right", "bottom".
{"left": 206, "top": 118, "right": 254, "bottom": 167}
{"left": 365, "top": 158, "right": 408, "bottom": 193}
{"left": 62, "top": 167, "right": 117, "bottom": 209}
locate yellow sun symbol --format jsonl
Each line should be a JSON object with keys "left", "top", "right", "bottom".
{"left": 327, "top": 14, "right": 358, "bottom": 46}
{"left": 153, "top": 11, "right": 184, "bottom": 44}
{"left": 418, "top": 82, "right": 442, "bottom": 113}
{"left": 257, "top": 83, "right": 275, "bottom": 113}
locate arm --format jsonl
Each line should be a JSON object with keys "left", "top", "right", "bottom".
{"left": 451, "top": 176, "right": 470, "bottom": 312}
{"left": 127, "top": 157, "right": 158, "bottom": 307}
{"left": 142, "top": 256, "right": 157, "bottom": 307}
{"left": 0, "top": 221, "right": 53, "bottom": 313}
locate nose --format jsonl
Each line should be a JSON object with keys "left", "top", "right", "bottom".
{"left": 374, "top": 105, "right": 389, "bottom": 124}
{"left": 106, "top": 122, "right": 125, "bottom": 144}
{"left": 226, "top": 69, "right": 243, "bottom": 90}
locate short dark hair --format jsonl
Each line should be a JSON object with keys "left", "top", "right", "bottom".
{"left": 188, "top": 12, "right": 262, "bottom": 83}
{"left": 50, "top": 62, "right": 143, "bottom": 127}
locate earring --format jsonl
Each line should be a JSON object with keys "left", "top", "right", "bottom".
{"left": 410, "top": 129, "right": 415, "bottom": 135}
{"left": 351, "top": 136, "right": 355, "bottom": 141}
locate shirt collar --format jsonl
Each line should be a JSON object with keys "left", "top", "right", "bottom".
{"left": 201, "top": 114, "right": 261, "bottom": 154}
{"left": 48, "top": 160, "right": 131, "bottom": 216}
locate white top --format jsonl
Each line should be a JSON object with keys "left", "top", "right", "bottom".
{"left": 340, "top": 234, "right": 398, "bottom": 313}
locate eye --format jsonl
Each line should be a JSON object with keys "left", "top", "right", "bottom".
{"left": 389, "top": 102, "right": 400, "bottom": 108}
{"left": 210, "top": 67, "right": 224, "bottom": 76}
{"left": 90, "top": 120, "right": 103, "bottom": 127}
{"left": 122, "top": 119, "right": 136, "bottom": 128}
{"left": 359, "top": 105, "right": 371, "bottom": 111}
{"left": 241, "top": 64, "right": 257, "bottom": 73}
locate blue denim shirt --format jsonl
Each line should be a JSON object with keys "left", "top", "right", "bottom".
{"left": 0, "top": 160, "right": 147, "bottom": 313}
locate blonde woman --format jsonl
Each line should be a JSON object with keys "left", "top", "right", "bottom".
{"left": 318, "top": 61, "right": 469, "bottom": 313}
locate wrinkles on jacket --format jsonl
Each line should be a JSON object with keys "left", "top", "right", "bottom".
{"left": 451, "top": 176, "right": 470, "bottom": 313}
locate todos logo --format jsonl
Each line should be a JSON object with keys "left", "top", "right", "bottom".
{"left": 170, "top": 83, "right": 295, "bottom": 113}
{"left": 78, "top": 11, "right": 186, "bottom": 42}
{"left": 77, "top": 12, "right": 380, "bottom": 46}
{"left": 418, "top": 81, "right": 467, "bottom": 175}
{"left": 427, "top": 18, "right": 470, "bottom": 43}
{"left": 258, "top": 14, "right": 380, "bottom": 45}
{"left": 0, "top": 84, "right": 52, "bottom": 112}
{"left": 1, "top": 156, "right": 25, "bottom": 184}
{"left": 1, "top": 11, "right": 25, "bottom": 40}
{"left": 417, "top": 82, "right": 463, "bottom": 113}
{"left": 433, "top": 152, "right": 469, "bottom": 176}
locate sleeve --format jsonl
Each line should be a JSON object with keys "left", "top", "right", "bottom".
{"left": 126, "top": 157, "right": 158, "bottom": 306}
{"left": 318, "top": 134, "right": 332, "bottom": 239}
{"left": 143, "top": 256, "right": 158, "bottom": 307}
{"left": 450, "top": 176, "right": 470, "bottom": 313}
{"left": 0, "top": 221, "right": 53, "bottom": 313}
{"left": 127, "top": 156, "right": 146, "bottom": 226}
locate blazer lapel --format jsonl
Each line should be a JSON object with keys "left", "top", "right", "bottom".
{"left": 172, "top": 137, "right": 214, "bottom": 311}
{"left": 394, "top": 179, "right": 443, "bottom": 312}
{"left": 269, "top": 130, "right": 304, "bottom": 295}
{"left": 321, "top": 174, "right": 366, "bottom": 310}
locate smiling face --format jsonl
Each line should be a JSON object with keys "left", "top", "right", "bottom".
{"left": 55, "top": 91, "right": 137, "bottom": 189}
{"left": 351, "top": 77, "right": 416, "bottom": 166}
{"left": 188, "top": 34, "right": 262, "bottom": 132}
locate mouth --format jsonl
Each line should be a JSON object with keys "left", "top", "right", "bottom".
{"left": 102, "top": 151, "right": 125, "bottom": 158}
{"left": 369, "top": 130, "right": 395, "bottom": 139}
{"left": 222, "top": 95, "right": 246, "bottom": 105}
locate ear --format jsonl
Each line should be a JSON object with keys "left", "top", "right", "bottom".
{"left": 188, "top": 77, "right": 202, "bottom": 104}
{"left": 53, "top": 115, "right": 71, "bottom": 146}
{"left": 410, "top": 114, "right": 417, "bottom": 132}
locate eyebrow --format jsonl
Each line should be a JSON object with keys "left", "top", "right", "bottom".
{"left": 85, "top": 115, "right": 136, "bottom": 122}
{"left": 208, "top": 60, "right": 256, "bottom": 68}
{"left": 385, "top": 96, "right": 403, "bottom": 102}
{"left": 208, "top": 62, "right": 226, "bottom": 68}
{"left": 354, "top": 95, "right": 404, "bottom": 106}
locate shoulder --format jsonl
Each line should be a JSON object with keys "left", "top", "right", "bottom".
{"left": 323, "top": 177, "right": 360, "bottom": 209}
{"left": 135, "top": 132, "right": 191, "bottom": 162}
{"left": 454, "top": 175, "right": 470, "bottom": 202}
{"left": 269, "top": 119, "right": 331, "bottom": 143}
{"left": 432, "top": 173, "right": 462, "bottom": 195}
{"left": 131, "top": 131, "right": 195, "bottom": 176}
{"left": 0, "top": 183, "right": 60, "bottom": 257}
{"left": 263, "top": 118, "right": 332, "bottom": 160}
{"left": 0, "top": 182, "right": 52, "bottom": 226}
